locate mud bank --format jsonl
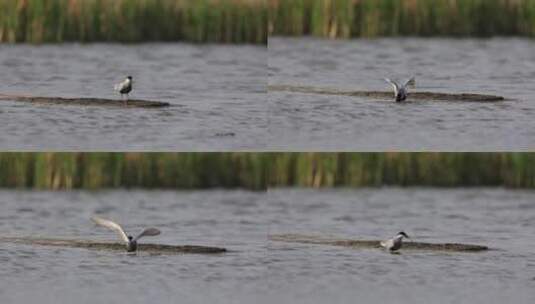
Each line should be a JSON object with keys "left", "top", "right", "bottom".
{"left": 0, "top": 94, "right": 170, "bottom": 108}
{"left": 0, "top": 236, "right": 226, "bottom": 254}
{"left": 270, "top": 234, "right": 489, "bottom": 252}
{"left": 269, "top": 85, "right": 505, "bottom": 102}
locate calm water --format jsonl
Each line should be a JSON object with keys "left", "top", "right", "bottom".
{"left": 1, "top": 188, "right": 534, "bottom": 303}
{"left": 269, "top": 37, "right": 535, "bottom": 150}
{"left": 0, "top": 44, "right": 266, "bottom": 151}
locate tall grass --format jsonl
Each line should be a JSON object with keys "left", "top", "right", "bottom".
{"left": 267, "top": 153, "right": 535, "bottom": 188}
{"left": 0, "top": 153, "right": 270, "bottom": 190}
{"left": 1, "top": 153, "right": 535, "bottom": 190}
{"left": 269, "top": 0, "right": 535, "bottom": 38}
{"left": 0, "top": 0, "right": 268, "bottom": 44}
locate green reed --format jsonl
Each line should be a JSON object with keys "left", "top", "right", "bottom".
{"left": 267, "top": 153, "right": 535, "bottom": 188}
{"left": 0, "top": 0, "right": 267, "bottom": 44}
{"left": 1, "top": 153, "right": 535, "bottom": 190}
{"left": 269, "top": 0, "right": 535, "bottom": 38}
{"left": 0, "top": 153, "right": 270, "bottom": 190}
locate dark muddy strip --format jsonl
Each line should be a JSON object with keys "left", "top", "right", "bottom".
{"left": 0, "top": 236, "right": 226, "bottom": 254}
{"left": 0, "top": 94, "right": 170, "bottom": 108}
{"left": 270, "top": 234, "right": 489, "bottom": 252}
{"left": 269, "top": 85, "right": 505, "bottom": 102}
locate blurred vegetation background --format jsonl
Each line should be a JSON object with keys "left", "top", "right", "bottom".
{"left": 0, "top": 0, "right": 267, "bottom": 44}
{"left": 268, "top": 153, "right": 535, "bottom": 188}
{"left": 3, "top": 0, "right": 534, "bottom": 43}
{"left": 269, "top": 0, "right": 535, "bottom": 38}
{"left": 0, "top": 153, "right": 269, "bottom": 190}
{"left": 1, "top": 153, "right": 535, "bottom": 190}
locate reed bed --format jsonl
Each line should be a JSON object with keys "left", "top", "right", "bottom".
{"left": 0, "top": 0, "right": 267, "bottom": 44}
{"left": 1, "top": 153, "right": 535, "bottom": 190}
{"left": 267, "top": 153, "right": 535, "bottom": 188}
{"left": 269, "top": 0, "right": 535, "bottom": 38}
{"left": 0, "top": 153, "right": 270, "bottom": 190}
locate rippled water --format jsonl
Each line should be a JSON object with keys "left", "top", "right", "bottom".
{"left": 2, "top": 188, "right": 534, "bottom": 303}
{"left": 0, "top": 190, "right": 269, "bottom": 304}
{"left": 0, "top": 44, "right": 266, "bottom": 151}
{"left": 3, "top": 39, "right": 532, "bottom": 151}
{"left": 269, "top": 37, "right": 535, "bottom": 150}
{"left": 266, "top": 188, "right": 535, "bottom": 303}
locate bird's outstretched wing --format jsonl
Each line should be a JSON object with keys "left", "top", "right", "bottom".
{"left": 384, "top": 78, "right": 399, "bottom": 93}
{"left": 91, "top": 216, "right": 129, "bottom": 243}
{"left": 403, "top": 77, "right": 416, "bottom": 88}
{"left": 134, "top": 228, "right": 161, "bottom": 241}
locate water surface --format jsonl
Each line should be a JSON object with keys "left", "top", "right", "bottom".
{"left": 269, "top": 37, "right": 535, "bottom": 150}
{"left": 266, "top": 188, "right": 535, "bottom": 303}
{"left": 0, "top": 190, "right": 269, "bottom": 304}
{"left": 0, "top": 43, "right": 266, "bottom": 150}
{"left": 2, "top": 188, "right": 534, "bottom": 303}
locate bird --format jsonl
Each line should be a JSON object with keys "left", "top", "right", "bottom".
{"left": 380, "top": 231, "right": 410, "bottom": 252}
{"left": 384, "top": 77, "right": 415, "bottom": 102}
{"left": 91, "top": 216, "right": 160, "bottom": 252}
{"left": 114, "top": 76, "right": 133, "bottom": 105}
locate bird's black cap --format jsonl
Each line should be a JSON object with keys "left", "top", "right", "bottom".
{"left": 127, "top": 76, "right": 133, "bottom": 80}
{"left": 397, "top": 231, "right": 409, "bottom": 238}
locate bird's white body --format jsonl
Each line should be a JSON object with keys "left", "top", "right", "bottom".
{"left": 380, "top": 232, "right": 409, "bottom": 252}
{"left": 114, "top": 76, "right": 133, "bottom": 104}
{"left": 91, "top": 216, "right": 160, "bottom": 252}
{"left": 384, "top": 77, "right": 415, "bottom": 102}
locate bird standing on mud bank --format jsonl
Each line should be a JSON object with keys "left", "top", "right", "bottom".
{"left": 380, "top": 231, "right": 410, "bottom": 252}
{"left": 91, "top": 216, "right": 160, "bottom": 252}
{"left": 114, "top": 76, "right": 133, "bottom": 105}
{"left": 384, "top": 77, "right": 415, "bottom": 102}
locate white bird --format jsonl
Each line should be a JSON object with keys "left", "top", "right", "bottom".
{"left": 114, "top": 76, "right": 133, "bottom": 105}
{"left": 91, "top": 216, "right": 160, "bottom": 252}
{"left": 380, "top": 231, "right": 410, "bottom": 252}
{"left": 384, "top": 77, "right": 415, "bottom": 102}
